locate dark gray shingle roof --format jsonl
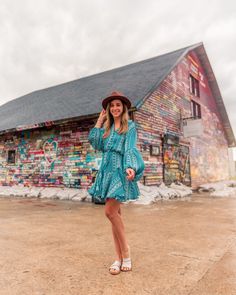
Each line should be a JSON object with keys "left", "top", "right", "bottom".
{"left": 1, "top": 42, "right": 234, "bottom": 147}
{"left": 0, "top": 44, "right": 193, "bottom": 132}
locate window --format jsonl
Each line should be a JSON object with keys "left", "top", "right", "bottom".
{"left": 189, "top": 74, "right": 200, "bottom": 97}
{"left": 150, "top": 145, "right": 160, "bottom": 156}
{"left": 191, "top": 100, "right": 201, "bottom": 118}
{"left": 7, "top": 150, "right": 16, "bottom": 164}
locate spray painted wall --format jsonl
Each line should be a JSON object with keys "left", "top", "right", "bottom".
{"left": 0, "top": 120, "right": 102, "bottom": 188}
{"left": 0, "top": 52, "right": 230, "bottom": 189}
{"left": 135, "top": 52, "right": 229, "bottom": 188}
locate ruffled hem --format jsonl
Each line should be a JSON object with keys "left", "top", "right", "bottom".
{"left": 89, "top": 194, "right": 138, "bottom": 204}
{"left": 88, "top": 167, "right": 140, "bottom": 203}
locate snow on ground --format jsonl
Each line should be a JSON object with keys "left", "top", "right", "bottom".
{"left": 134, "top": 182, "right": 192, "bottom": 205}
{"left": 0, "top": 182, "right": 192, "bottom": 205}
{"left": 0, "top": 180, "right": 235, "bottom": 205}
{"left": 0, "top": 185, "right": 92, "bottom": 202}
{"left": 198, "top": 180, "right": 236, "bottom": 197}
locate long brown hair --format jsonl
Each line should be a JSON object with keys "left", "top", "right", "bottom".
{"left": 103, "top": 99, "right": 130, "bottom": 138}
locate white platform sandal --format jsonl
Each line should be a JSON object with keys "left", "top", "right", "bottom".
{"left": 109, "top": 260, "right": 121, "bottom": 275}
{"left": 121, "top": 257, "right": 132, "bottom": 272}
{"left": 121, "top": 246, "right": 132, "bottom": 272}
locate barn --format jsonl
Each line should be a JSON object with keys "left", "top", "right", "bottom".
{"left": 0, "top": 42, "right": 234, "bottom": 189}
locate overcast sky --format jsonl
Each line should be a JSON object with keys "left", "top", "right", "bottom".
{"left": 0, "top": 0, "right": 235, "bottom": 139}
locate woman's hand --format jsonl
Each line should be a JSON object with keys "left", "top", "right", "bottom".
{"left": 96, "top": 110, "right": 107, "bottom": 127}
{"left": 98, "top": 109, "right": 107, "bottom": 123}
{"left": 126, "top": 168, "right": 136, "bottom": 181}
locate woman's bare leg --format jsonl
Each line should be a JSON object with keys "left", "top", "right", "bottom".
{"left": 111, "top": 224, "right": 122, "bottom": 260}
{"left": 105, "top": 199, "right": 122, "bottom": 260}
{"left": 112, "top": 206, "right": 122, "bottom": 260}
{"left": 105, "top": 198, "right": 129, "bottom": 259}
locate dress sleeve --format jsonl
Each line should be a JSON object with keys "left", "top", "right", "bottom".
{"left": 123, "top": 122, "right": 145, "bottom": 181}
{"left": 88, "top": 127, "right": 105, "bottom": 152}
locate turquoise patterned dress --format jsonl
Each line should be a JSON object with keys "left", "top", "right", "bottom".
{"left": 88, "top": 119, "right": 145, "bottom": 203}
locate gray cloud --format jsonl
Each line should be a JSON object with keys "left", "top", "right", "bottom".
{"left": 0, "top": 0, "right": 235, "bottom": 137}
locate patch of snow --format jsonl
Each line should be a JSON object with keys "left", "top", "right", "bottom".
{"left": 170, "top": 183, "right": 192, "bottom": 197}
{"left": 0, "top": 181, "right": 194, "bottom": 205}
{"left": 0, "top": 186, "right": 12, "bottom": 196}
{"left": 198, "top": 180, "right": 236, "bottom": 197}
{"left": 1, "top": 185, "right": 30, "bottom": 197}
{"left": 135, "top": 182, "right": 192, "bottom": 205}
{"left": 39, "top": 188, "right": 61, "bottom": 199}
{"left": 27, "top": 187, "right": 44, "bottom": 198}
{"left": 1, "top": 180, "right": 235, "bottom": 204}
{"left": 56, "top": 190, "right": 70, "bottom": 200}
{"left": 134, "top": 183, "right": 161, "bottom": 205}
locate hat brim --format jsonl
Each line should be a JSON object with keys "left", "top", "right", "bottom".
{"left": 102, "top": 95, "right": 131, "bottom": 110}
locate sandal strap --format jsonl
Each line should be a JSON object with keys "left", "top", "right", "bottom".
{"left": 109, "top": 260, "right": 121, "bottom": 270}
{"left": 112, "top": 260, "right": 122, "bottom": 266}
{"left": 122, "top": 257, "right": 132, "bottom": 268}
{"left": 122, "top": 257, "right": 131, "bottom": 262}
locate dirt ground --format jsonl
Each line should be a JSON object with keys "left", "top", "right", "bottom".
{"left": 0, "top": 193, "right": 236, "bottom": 295}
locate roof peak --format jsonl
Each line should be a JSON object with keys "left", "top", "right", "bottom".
{"left": 1, "top": 42, "right": 204, "bottom": 105}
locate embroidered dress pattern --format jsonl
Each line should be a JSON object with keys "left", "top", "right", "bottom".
{"left": 88, "top": 120, "right": 145, "bottom": 203}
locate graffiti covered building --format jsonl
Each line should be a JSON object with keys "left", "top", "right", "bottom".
{"left": 0, "top": 43, "right": 235, "bottom": 189}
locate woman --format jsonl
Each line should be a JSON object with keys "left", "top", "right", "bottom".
{"left": 88, "top": 91, "right": 145, "bottom": 275}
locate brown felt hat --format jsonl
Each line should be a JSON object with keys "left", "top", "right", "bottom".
{"left": 102, "top": 91, "right": 132, "bottom": 110}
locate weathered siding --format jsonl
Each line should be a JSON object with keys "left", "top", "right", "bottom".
{"left": 0, "top": 49, "right": 230, "bottom": 190}
{"left": 187, "top": 52, "right": 229, "bottom": 187}
{"left": 0, "top": 120, "right": 101, "bottom": 188}
{"left": 135, "top": 52, "right": 229, "bottom": 188}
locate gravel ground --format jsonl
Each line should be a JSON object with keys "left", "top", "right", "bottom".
{"left": 0, "top": 193, "right": 236, "bottom": 295}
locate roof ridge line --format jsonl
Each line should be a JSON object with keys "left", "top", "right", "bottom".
{"left": 135, "top": 42, "right": 203, "bottom": 108}
{"left": 1, "top": 43, "right": 203, "bottom": 106}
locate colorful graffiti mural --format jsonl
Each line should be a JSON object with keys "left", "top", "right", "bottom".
{"left": 135, "top": 53, "right": 229, "bottom": 187}
{"left": 0, "top": 121, "right": 102, "bottom": 189}
{"left": 163, "top": 143, "right": 191, "bottom": 185}
{"left": 0, "top": 51, "right": 230, "bottom": 190}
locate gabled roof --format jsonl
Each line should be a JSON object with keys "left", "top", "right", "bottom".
{"left": 0, "top": 44, "right": 192, "bottom": 132}
{"left": 0, "top": 43, "right": 234, "bottom": 146}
